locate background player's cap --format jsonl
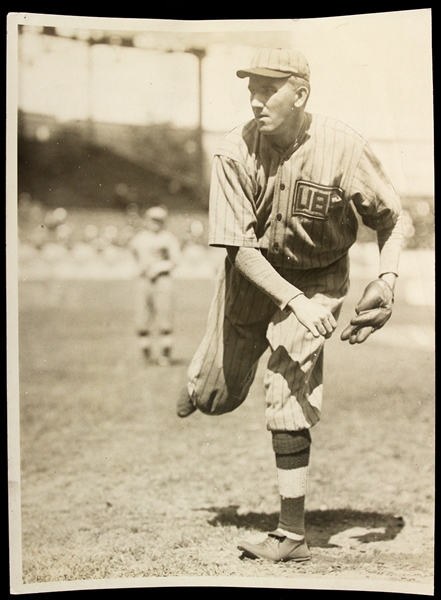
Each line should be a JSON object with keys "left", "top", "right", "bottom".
{"left": 236, "top": 47, "right": 310, "bottom": 81}
{"left": 145, "top": 206, "right": 168, "bottom": 222}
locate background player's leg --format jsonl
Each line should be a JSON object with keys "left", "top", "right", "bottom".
{"left": 157, "top": 331, "right": 173, "bottom": 366}
{"left": 134, "top": 278, "right": 154, "bottom": 360}
{"left": 154, "top": 274, "right": 174, "bottom": 365}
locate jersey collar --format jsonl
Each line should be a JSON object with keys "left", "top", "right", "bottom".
{"left": 266, "top": 112, "right": 312, "bottom": 159}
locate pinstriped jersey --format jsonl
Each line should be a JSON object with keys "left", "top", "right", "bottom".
{"left": 209, "top": 113, "right": 402, "bottom": 271}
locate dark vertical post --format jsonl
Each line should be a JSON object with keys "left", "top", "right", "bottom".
{"left": 188, "top": 48, "right": 207, "bottom": 204}
{"left": 86, "top": 38, "right": 95, "bottom": 143}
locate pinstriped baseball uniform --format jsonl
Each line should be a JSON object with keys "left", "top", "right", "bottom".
{"left": 186, "top": 112, "right": 402, "bottom": 431}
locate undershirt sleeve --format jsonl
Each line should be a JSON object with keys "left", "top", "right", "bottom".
{"left": 226, "top": 246, "right": 304, "bottom": 311}
{"left": 377, "top": 212, "right": 404, "bottom": 276}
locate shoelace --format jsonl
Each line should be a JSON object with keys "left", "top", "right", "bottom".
{"left": 262, "top": 534, "right": 285, "bottom": 547}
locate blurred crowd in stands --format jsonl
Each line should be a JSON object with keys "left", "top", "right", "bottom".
{"left": 15, "top": 190, "right": 433, "bottom": 283}
{"left": 16, "top": 193, "right": 221, "bottom": 281}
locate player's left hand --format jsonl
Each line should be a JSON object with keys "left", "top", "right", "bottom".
{"left": 340, "top": 278, "right": 394, "bottom": 344}
{"left": 288, "top": 294, "right": 338, "bottom": 339}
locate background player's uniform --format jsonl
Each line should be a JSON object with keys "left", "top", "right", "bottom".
{"left": 185, "top": 112, "right": 402, "bottom": 431}
{"left": 129, "top": 222, "right": 181, "bottom": 363}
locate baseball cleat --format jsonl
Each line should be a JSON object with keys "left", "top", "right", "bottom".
{"left": 157, "top": 346, "right": 172, "bottom": 366}
{"left": 237, "top": 531, "right": 311, "bottom": 563}
{"left": 176, "top": 388, "right": 197, "bottom": 418}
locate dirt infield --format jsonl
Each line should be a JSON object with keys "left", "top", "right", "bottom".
{"left": 11, "top": 276, "right": 434, "bottom": 594}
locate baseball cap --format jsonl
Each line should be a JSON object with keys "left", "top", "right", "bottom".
{"left": 145, "top": 206, "right": 168, "bottom": 222}
{"left": 236, "top": 47, "right": 310, "bottom": 81}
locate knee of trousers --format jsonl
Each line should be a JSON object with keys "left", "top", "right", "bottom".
{"left": 272, "top": 430, "right": 312, "bottom": 454}
{"left": 192, "top": 384, "right": 247, "bottom": 416}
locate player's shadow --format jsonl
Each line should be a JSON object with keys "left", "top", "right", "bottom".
{"left": 201, "top": 505, "right": 405, "bottom": 548}
{"left": 143, "top": 358, "right": 188, "bottom": 367}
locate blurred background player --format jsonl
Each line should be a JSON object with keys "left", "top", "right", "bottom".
{"left": 129, "top": 205, "right": 181, "bottom": 365}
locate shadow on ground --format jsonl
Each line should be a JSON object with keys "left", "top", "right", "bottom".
{"left": 140, "top": 358, "right": 188, "bottom": 367}
{"left": 200, "top": 505, "right": 405, "bottom": 548}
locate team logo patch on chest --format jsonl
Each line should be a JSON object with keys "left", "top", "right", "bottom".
{"left": 293, "top": 181, "right": 343, "bottom": 220}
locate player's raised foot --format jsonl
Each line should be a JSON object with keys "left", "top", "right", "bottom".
{"left": 237, "top": 531, "right": 311, "bottom": 563}
{"left": 176, "top": 388, "right": 197, "bottom": 418}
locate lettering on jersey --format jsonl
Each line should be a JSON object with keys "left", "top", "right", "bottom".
{"left": 293, "top": 181, "right": 344, "bottom": 220}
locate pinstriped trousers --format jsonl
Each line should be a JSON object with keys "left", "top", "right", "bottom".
{"left": 187, "top": 253, "right": 350, "bottom": 431}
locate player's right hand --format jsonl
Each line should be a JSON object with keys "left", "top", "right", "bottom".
{"left": 287, "top": 294, "right": 337, "bottom": 338}
{"left": 340, "top": 278, "right": 394, "bottom": 344}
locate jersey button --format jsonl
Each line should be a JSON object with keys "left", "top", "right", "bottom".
{"left": 280, "top": 183, "right": 286, "bottom": 190}
{"left": 277, "top": 213, "right": 282, "bottom": 221}
{"left": 273, "top": 242, "right": 280, "bottom": 252}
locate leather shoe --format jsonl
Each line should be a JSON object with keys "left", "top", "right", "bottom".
{"left": 177, "top": 388, "right": 197, "bottom": 418}
{"left": 238, "top": 531, "right": 311, "bottom": 563}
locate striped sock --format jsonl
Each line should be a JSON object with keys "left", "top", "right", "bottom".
{"left": 275, "top": 445, "right": 310, "bottom": 540}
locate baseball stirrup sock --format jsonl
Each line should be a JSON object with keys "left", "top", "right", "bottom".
{"left": 159, "top": 332, "right": 173, "bottom": 356}
{"left": 275, "top": 445, "right": 310, "bottom": 540}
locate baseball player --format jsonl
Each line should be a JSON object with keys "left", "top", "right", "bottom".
{"left": 129, "top": 205, "right": 181, "bottom": 365}
{"left": 177, "top": 47, "right": 403, "bottom": 562}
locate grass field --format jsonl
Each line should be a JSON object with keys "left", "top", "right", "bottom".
{"left": 12, "top": 273, "right": 434, "bottom": 593}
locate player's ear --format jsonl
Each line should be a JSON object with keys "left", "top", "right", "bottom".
{"left": 293, "top": 84, "right": 309, "bottom": 108}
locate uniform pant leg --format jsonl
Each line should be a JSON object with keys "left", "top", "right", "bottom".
{"left": 151, "top": 274, "right": 175, "bottom": 358}
{"left": 153, "top": 274, "right": 174, "bottom": 333}
{"left": 264, "top": 255, "right": 350, "bottom": 432}
{"left": 187, "top": 261, "right": 275, "bottom": 415}
{"left": 134, "top": 277, "right": 154, "bottom": 334}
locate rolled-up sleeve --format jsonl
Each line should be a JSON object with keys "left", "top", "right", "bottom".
{"left": 208, "top": 155, "right": 260, "bottom": 248}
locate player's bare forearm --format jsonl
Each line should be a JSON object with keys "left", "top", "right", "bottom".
{"left": 286, "top": 295, "right": 337, "bottom": 339}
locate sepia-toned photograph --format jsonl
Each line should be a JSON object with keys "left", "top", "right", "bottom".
{"left": 7, "top": 10, "right": 434, "bottom": 595}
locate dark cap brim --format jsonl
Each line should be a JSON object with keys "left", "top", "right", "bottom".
{"left": 236, "top": 67, "right": 294, "bottom": 79}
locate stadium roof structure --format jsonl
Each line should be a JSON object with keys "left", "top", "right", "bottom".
{"left": 18, "top": 24, "right": 296, "bottom": 53}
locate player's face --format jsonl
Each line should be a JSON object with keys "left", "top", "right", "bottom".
{"left": 146, "top": 217, "right": 164, "bottom": 232}
{"left": 248, "top": 75, "right": 299, "bottom": 136}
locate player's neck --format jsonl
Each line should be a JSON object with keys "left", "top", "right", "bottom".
{"left": 268, "top": 112, "right": 307, "bottom": 152}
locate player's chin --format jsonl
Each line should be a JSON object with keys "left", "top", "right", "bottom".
{"left": 254, "top": 117, "right": 272, "bottom": 131}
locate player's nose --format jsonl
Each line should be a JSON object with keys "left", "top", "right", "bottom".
{"left": 251, "top": 94, "right": 265, "bottom": 109}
